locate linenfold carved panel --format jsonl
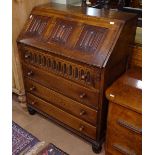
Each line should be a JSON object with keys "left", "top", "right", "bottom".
{"left": 75, "top": 25, "right": 107, "bottom": 53}
{"left": 48, "top": 19, "right": 76, "bottom": 44}
{"left": 25, "top": 15, "right": 50, "bottom": 38}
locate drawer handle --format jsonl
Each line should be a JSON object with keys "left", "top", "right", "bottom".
{"left": 80, "top": 110, "right": 86, "bottom": 116}
{"left": 27, "top": 71, "right": 33, "bottom": 76}
{"left": 80, "top": 93, "right": 86, "bottom": 99}
{"left": 112, "top": 143, "right": 136, "bottom": 155}
{"left": 29, "top": 86, "right": 36, "bottom": 91}
{"left": 81, "top": 74, "right": 87, "bottom": 80}
{"left": 31, "top": 101, "right": 36, "bottom": 105}
{"left": 79, "top": 125, "right": 84, "bottom": 131}
{"left": 24, "top": 54, "right": 30, "bottom": 59}
{"left": 117, "top": 119, "right": 142, "bottom": 134}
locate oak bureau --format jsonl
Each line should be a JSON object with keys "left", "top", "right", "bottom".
{"left": 17, "top": 3, "right": 137, "bottom": 153}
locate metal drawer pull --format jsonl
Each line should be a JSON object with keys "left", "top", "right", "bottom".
{"left": 80, "top": 110, "right": 86, "bottom": 116}
{"left": 117, "top": 119, "right": 142, "bottom": 134}
{"left": 112, "top": 143, "right": 136, "bottom": 155}
{"left": 81, "top": 74, "right": 86, "bottom": 80}
{"left": 27, "top": 71, "right": 33, "bottom": 76}
{"left": 79, "top": 125, "right": 84, "bottom": 131}
{"left": 25, "top": 54, "right": 30, "bottom": 59}
{"left": 31, "top": 101, "right": 36, "bottom": 105}
{"left": 80, "top": 93, "right": 86, "bottom": 99}
{"left": 29, "top": 86, "right": 36, "bottom": 91}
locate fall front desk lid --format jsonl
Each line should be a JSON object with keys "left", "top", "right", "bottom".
{"left": 18, "top": 3, "right": 136, "bottom": 68}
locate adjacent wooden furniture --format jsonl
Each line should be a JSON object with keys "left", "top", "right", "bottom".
{"left": 130, "top": 27, "right": 142, "bottom": 68}
{"left": 130, "top": 44, "right": 142, "bottom": 68}
{"left": 17, "top": 3, "right": 137, "bottom": 153}
{"left": 105, "top": 67, "right": 142, "bottom": 155}
{"left": 12, "top": 0, "right": 50, "bottom": 104}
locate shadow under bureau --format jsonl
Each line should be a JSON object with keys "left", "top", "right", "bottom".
{"left": 17, "top": 3, "right": 137, "bottom": 153}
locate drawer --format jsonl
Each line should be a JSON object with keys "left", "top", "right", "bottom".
{"left": 106, "top": 130, "right": 142, "bottom": 155}
{"left": 106, "top": 120, "right": 142, "bottom": 155}
{"left": 107, "top": 102, "right": 142, "bottom": 135}
{"left": 23, "top": 63, "right": 99, "bottom": 109}
{"left": 25, "top": 78, "right": 97, "bottom": 125}
{"left": 106, "top": 103, "right": 142, "bottom": 155}
{"left": 26, "top": 93, "right": 97, "bottom": 140}
{"left": 21, "top": 45, "right": 101, "bottom": 89}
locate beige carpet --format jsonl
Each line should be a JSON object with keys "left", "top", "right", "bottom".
{"left": 12, "top": 95, "right": 105, "bottom": 155}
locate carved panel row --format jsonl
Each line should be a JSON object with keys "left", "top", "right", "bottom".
{"left": 21, "top": 46, "right": 100, "bottom": 89}
{"left": 23, "top": 15, "right": 108, "bottom": 54}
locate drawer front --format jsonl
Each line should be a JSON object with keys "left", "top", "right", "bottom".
{"left": 106, "top": 128, "right": 142, "bottom": 155}
{"left": 20, "top": 45, "right": 101, "bottom": 89}
{"left": 106, "top": 103, "right": 142, "bottom": 155}
{"left": 26, "top": 93, "right": 97, "bottom": 140}
{"left": 23, "top": 63, "right": 99, "bottom": 109}
{"left": 25, "top": 78, "right": 97, "bottom": 125}
{"left": 107, "top": 103, "right": 142, "bottom": 135}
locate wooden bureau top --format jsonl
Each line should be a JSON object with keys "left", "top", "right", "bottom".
{"left": 106, "top": 67, "right": 142, "bottom": 114}
{"left": 17, "top": 2, "right": 137, "bottom": 68}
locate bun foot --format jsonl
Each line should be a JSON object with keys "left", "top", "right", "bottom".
{"left": 92, "top": 143, "right": 102, "bottom": 154}
{"left": 28, "top": 107, "right": 36, "bottom": 115}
